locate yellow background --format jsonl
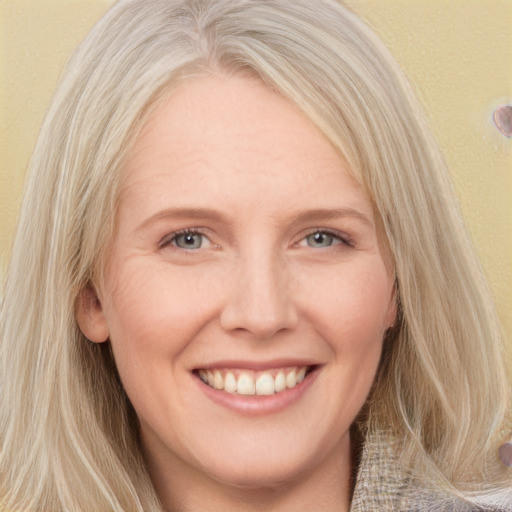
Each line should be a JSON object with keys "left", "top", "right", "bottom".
{"left": 1, "top": 1, "right": 511, "bottom": 343}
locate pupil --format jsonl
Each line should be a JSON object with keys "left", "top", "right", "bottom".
{"left": 307, "top": 232, "right": 332, "bottom": 248}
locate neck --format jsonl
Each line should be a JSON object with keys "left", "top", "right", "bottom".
{"left": 145, "top": 433, "right": 353, "bottom": 512}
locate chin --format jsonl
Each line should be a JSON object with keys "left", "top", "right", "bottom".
{"left": 207, "top": 459, "right": 308, "bottom": 492}
{"left": 192, "top": 431, "right": 341, "bottom": 494}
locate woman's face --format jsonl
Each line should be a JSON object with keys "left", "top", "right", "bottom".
{"left": 78, "top": 75, "right": 396, "bottom": 491}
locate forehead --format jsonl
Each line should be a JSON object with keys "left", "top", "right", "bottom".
{"left": 121, "top": 74, "right": 369, "bottom": 209}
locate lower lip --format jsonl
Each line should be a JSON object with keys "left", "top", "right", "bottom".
{"left": 194, "top": 368, "right": 320, "bottom": 416}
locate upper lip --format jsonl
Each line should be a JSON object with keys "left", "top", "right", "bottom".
{"left": 192, "top": 359, "right": 321, "bottom": 371}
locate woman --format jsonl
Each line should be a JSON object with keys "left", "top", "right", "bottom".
{"left": 1, "top": 0, "right": 510, "bottom": 510}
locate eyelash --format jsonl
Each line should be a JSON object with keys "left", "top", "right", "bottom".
{"left": 158, "top": 228, "right": 209, "bottom": 250}
{"left": 159, "top": 228, "right": 353, "bottom": 251}
{"left": 299, "top": 229, "right": 353, "bottom": 249}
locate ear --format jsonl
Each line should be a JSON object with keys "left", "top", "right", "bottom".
{"left": 76, "top": 284, "right": 110, "bottom": 343}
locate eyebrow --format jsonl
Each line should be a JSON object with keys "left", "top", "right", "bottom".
{"left": 135, "top": 206, "right": 374, "bottom": 232}
{"left": 135, "top": 208, "right": 228, "bottom": 232}
{"left": 284, "top": 208, "right": 374, "bottom": 229}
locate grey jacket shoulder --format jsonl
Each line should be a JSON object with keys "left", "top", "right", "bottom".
{"left": 350, "top": 427, "right": 512, "bottom": 512}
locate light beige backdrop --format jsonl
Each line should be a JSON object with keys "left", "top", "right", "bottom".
{"left": 1, "top": 0, "right": 511, "bottom": 345}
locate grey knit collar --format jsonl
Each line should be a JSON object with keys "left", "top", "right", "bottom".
{"left": 350, "top": 427, "right": 492, "bottom": 512}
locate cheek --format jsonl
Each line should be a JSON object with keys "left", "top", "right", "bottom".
{"left": 100, "top": 262, "right": 213, "bottom": 421}
{"left": 318, "top": 267, "right": 391, "bottom": 405}
{"left": 102, "top": 260, "right": 222, "bottom": 365}
{"left": 298, "top": 260, "right": 394, "bottom": 345}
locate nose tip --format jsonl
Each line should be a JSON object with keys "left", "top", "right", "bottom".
{"left": 220, "top": 262, "right": 298, "bottom": 340}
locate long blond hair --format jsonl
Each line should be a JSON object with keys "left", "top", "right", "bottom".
{"left": 1, "top": 0, "right": 510, "bottom": 510}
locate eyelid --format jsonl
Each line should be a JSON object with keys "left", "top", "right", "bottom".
{"left": 157, "top": 227, "right": 353, "bottom": 251}
{"left": 296, "top": 228, "right": 353, "bottom": 247}
{"left": 158, "top": 228, "right": 211, "bottom": 249}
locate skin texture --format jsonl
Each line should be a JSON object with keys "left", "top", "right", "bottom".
{"left": 77, "top": 74, "right": 396, "bottom": 512}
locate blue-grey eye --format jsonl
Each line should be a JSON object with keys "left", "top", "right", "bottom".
{"left": 172, "top": 232, "right": 203, "bottom": 249}
{"left": 306, "top": 231, "right": 336, "bottom": 248}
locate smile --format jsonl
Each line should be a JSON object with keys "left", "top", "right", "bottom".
{"left": 196, "top": 366, "right": 310, "bottom": 396}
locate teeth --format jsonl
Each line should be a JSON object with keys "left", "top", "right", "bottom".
{"left": 286, "top": 369, "right": 296, "bottom": 388}
{"left": 237, "top": 373, "right": 256, "bottom": 395}
{"left": 255, "top": 373, "right": 275, "bottom": 395}
{"left": 200, "top": 367, "right": 309, "bottom": 395}
{"left": 275, "top": 371, "right": 286, "bottom": 392}
{"left": 224, "top": 372, "right": 237, "bottom": 393}
{"left": 213, "top": 370, "right": 224, "bottom": 390}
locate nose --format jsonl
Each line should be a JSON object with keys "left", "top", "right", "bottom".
{"left": 220, "top": 253, "right": 298, "bottom": 340}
